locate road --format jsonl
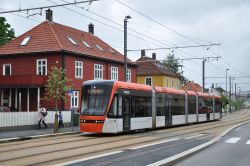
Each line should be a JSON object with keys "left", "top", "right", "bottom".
{"left": 174, "top": 123, "right": 250, "bottom": 166}
{"left": 0, "top": 110, "right": 249, "bottom": 166}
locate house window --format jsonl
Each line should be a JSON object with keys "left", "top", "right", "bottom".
{"left": 111, "top": 66, "right": 118, "bottom": 81}
{"left": 172, "top": 80, "right": 174, "bottom": 88}
{"left": 94, "top": 64, "right": 103, "bottom": 80}
{"left": 71, "top": 91, "right": 79, "bottom": 108}
{"left": 109, "top": 48, "right": 115, "bottom": 54}
{"left": 145, "top": 77, "right": 152, "bottom": 86}
{"left": 67, "top": 36, "right": 77, "bottom": 45}
{"left": 166, "top": 79, "right": 169, "bottom": 88}
{"left": 126, "top": 69, "right": 131, "bottom": 82}
{"left": 37, "top": 59, "right": 47, "bottom": 76}
{"left": 96, "top": 44, "right": 104, "bottom": 51}
{"left": 81, "top": 41, "right": 91, "bottom": 48}
{"left": 75, "top": 61, "right": 83, "bottom": 78}
{"left": 20, "top": 36, "right": 31, "bottom": 46}
{"left": 3, "top": 64, "right": 11, "bottom": 76}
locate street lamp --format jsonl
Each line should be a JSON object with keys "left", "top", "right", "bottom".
{"left": 226, "top": 69, "right": 229, "bottom": 96}
{"left": 124, "top": 15, "right": 131, "bottom": 82}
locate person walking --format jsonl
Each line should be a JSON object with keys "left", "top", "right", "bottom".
{"left": 58, "top": 111, "right": 64, "bottom": 129}
{"left": 38, "top": 105, "right": 48, "bottom": 129}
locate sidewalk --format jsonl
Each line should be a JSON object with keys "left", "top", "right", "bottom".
{"left": 0, "top": 126, "right": 80, "bottom": 141}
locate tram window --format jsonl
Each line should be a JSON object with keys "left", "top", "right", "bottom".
{"left": 188, "top": 96, "right": 196, "bottom": 114}
{"left": 170, "top": 95, "right": 185, "bottom": 115}
{"left": 198, "top": 97, "right": 213, "bottom": 113}
{"left": 108, "top": 95, "right": 117, "bottom": 118}
{"left": 132, "top": 96, "right": 152, "bottom": 117}
{"left": 118, "top": 95, "right": 123, "bottom": 117}
{"left": 215, "top": 99, "right": 222, "bottom": 113}
{"left": 157, "top": 94, "right": 166, "bottom": 116}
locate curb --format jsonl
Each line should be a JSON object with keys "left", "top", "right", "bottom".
{"left": 147, "top": 121, "right": 250, "bottom": 166}
{"left": 0, "top": 131, "right": 80, "bottom": 144}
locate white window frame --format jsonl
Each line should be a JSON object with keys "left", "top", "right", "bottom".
{"left": 166, "top": 79, "right": 169, "bottom": 88}
{"left": 71, "top": 91, "right": 79, "bottom": 108}
{"left": 145, "top": 77, "right": 152, "bottom": 86}
{"left": 75, "top": 61, "right": 83, "bottom": 78}
{"left": 94, "top": 64, "right": 103, "bottom": 80}
{"left": 109, "top": 48, "right": 115, "bottom": 54}
{"left": 3, "top": 64, "right": 11, "bottom": 76}
{"left": 81, "top": 40, "right": 91, "bottom": 48}
{"left": 36, "top": 59, "right": 47, "bottom": 76}
{"left": 20, "top": 36, "right": 31, "bottom": 46}
{"left": 126, "top": 69, "right": 131, "bottom": 82}
{"left": 111, "top": 66, "right": 118, "bottom": 81}
{"left": 67, "top": 36, "right": 77, "bottom": 45}
{"left": 96, "top": 44, "right": 104, "bottom": 51}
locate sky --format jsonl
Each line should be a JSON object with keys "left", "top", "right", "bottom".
{"left": 1, "top": 0, "right": 250, "bottom": 93}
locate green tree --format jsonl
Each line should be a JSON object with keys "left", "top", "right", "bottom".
{"left": 0, "top": 17, "right": 15, "bottom": 46}
{"left": 162, "top": 54, "right": 188, "bottom": 84}
{"left": 44, "top": 66, "right": 71, "bottom": 133}
{"left": 221, "top": 94, "right": 229, "bottom": 110}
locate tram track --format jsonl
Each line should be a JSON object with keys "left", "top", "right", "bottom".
{"left": 0, "top": 110, "right": 248, "bottom": 154}
{"left": 0, "top": 110, "right": 249, "bottom": 165}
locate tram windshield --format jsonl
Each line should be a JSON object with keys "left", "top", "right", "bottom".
{"left": 81, "top": 85, "right": 112, "bottom": 116}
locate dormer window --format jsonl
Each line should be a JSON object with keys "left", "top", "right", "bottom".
{"left": 67, "top": 36, "right": 77, "bottom": 45}
{"left": 109, "top": 48, "right": 115, "bottom": 54}
{"left": 20, "top": 36, "right": 31, "bottom": 46}
{"left": 82, "top": 41, "right": 91, "bottom": 48}
{"left": 95, "top": 44, "right": 104, "bottom": 52}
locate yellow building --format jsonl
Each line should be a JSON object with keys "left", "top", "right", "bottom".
{"left": 136, "top": 51, "right": 180, "bottom": 89}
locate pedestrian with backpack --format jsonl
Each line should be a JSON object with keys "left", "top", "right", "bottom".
{"left": 38, "top": 105, "right": 48, "bottom": 129}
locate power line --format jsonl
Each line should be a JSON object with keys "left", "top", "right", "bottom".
{"left": 128, "top": 43, "right": 221, "bottom": 52}
{"left": 0, "top": 0, "right": 99, "bottom": 14}
{"left": 115, "top": 0, "right": 209, "bottom": 45}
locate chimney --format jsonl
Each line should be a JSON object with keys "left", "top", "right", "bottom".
{"left": 88, "top": 23, "right": 94, "bottom": 35}
{"left": 46, "top": 8, "right": 53, "bottom": 22}
{"left": 152, "top": 52, "right": 156, "bottom": 60}
{"left": 141, "top": 49, "right": 145, "bottom": 58}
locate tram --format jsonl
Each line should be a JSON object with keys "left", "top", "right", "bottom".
{"left": 80, "top": 80, "right": 222, "bottom": 133}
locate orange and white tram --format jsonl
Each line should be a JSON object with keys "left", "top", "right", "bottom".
{"left": 80, "top": 80, "right": 222, "bottom": 133}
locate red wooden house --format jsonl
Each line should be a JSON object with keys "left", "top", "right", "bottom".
{"left": 0, "top": 11, "right": 136, "bottom": 112}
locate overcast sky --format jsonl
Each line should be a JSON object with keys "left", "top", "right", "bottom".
{"left": 1, "top": 0, "right": 250, "bottom": 92}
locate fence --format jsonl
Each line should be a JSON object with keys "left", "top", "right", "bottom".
{"left": 0, "top": 111, "right": 72, "bottom": 128}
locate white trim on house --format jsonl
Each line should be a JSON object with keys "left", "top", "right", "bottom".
{"left": 94, "top": 64, "right": 103, "bottom": 80}
{"left": 126, "top": 69, "right": 131, "bottom": 82}
{"left": 111, "top": 66, "right": 118, "bottom": 81}
{"left": 36, "top": 59, "right": 47, "bottom": 76}
{"left": 3, "top": 64, "right": 11, "bottom": 76}
{"left": 71, "top": 91, "right": 79, "bottom": 109}
{"left": 75, "top": 61, "right": 83, "bottom": 79}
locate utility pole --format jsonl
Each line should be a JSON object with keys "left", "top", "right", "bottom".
{"left": 226, "top": 69, "right": 229, "bottom": 97}
{"left": 235, "top": 83, "right": 237, "bottom": 101}
{"left": 177, "top": 56, "right": 221, "bottom": 92}
{"left": 229, "top": 77, "right": 232, "bottom": 113}
{"left": 202, "top": 58, "right": 206, "bottom": 92}
{"left": 124, "top": 15, "right": 131, "bottom": 82}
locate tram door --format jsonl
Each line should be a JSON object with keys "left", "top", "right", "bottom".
{"left": 166, "top": 96, "right": 172, "bottom": 126}
{"left": 123, "top": 97, "right": 131, "bottom": 132}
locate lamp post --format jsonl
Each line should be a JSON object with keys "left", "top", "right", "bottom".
{"left": 226, "top": 69, "right": 229, "bottom": 97}
{"left": 124, "top": 15, "right": 131, "bottom": 82}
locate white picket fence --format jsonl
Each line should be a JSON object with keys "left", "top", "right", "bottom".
{"left": 0, "top": 111, "right": 72, "bottom": 127}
